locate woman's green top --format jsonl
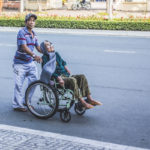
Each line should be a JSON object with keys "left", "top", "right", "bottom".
{"left": 42, "top": 52, "right": 70, "bottom": 78}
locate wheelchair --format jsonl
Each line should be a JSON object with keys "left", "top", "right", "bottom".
{"left": 25, "top": 79, "right": 86, "bottom": 122}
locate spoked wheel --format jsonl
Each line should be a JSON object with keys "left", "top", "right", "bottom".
{"left": 60, "top": 110, "right": 71, "bottom": 123}
{"left": 25, "top": 80, "right": 58, "bottom": 119}
{"left": 74, "top": 101, "right": 86, "bottom": 116}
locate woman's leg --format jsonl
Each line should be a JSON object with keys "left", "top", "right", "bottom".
{"left": 62, "top": 76, "right": 93, "bottom": 109}
{"left": 63, "top": 76, "right": 81, "bottom": 99}
{"left": 71, "top": 74, "right": 90, "bottom": 97}
{"left": 72, "top": 74, "right": 102, "bottom": 106}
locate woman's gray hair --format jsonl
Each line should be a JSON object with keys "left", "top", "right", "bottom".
{"left": 40, "top": 40, "right": 52, "bottom": 55}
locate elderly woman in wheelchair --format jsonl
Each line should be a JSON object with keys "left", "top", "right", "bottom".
{"left": 25, "top": 40, "right": 102, "bottom": 122}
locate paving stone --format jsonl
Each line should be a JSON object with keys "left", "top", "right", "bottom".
{"left": 0, "top": 129, "right": 105, "bottom": 150}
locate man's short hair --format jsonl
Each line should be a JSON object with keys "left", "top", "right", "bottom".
{"left": 25, "top": 13, "right": 37, "bottom": 22}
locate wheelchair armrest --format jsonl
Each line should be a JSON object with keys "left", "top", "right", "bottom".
{"left": 50, "top": 80, "right": 55, "bottom": 86}
{"left": 50, "top": 78, "right": 60, "bottom": 88}
{"left": 51, "top": 78, "right": 65, "bottom": 89}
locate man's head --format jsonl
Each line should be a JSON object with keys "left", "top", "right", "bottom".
{"left": 25, "top": 13, "right": 37, "bottom": 29}
{"left": 40, "top": 40, "right": 54, "bottom": 54}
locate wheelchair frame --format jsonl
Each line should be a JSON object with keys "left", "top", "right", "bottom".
{"left": 25, "top": 80, "right": 86, "bottom": 122}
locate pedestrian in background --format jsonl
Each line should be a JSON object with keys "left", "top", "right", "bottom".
{"left": 13, "top": 13, "right": 42, "bottom": 112}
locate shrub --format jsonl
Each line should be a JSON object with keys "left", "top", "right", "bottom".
{"left": 0, "top": 18, "right": 150, "bottom": 31}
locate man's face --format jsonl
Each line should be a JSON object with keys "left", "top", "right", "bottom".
{"left": 26, "top": 17, "right": 36, "bottom": 29}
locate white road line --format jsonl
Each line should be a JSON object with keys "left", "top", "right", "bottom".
{"left": 0, "top": 43, "right": 16, "bottom": 47}
{"left": 0, "top": 124, "right": 149, "bottom": 150}
{"left": 104, "top": 50, "right": 136, "bottom": 54}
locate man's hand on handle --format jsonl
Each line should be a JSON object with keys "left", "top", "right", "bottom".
{"left": 33, "top": 55, "right": 42, "bottom": 63}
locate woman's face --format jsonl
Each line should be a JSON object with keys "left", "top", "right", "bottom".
{"left": 44, "top": 41, "right": 54, "bottom": 52}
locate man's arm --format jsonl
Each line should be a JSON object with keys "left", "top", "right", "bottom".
{"left": 35, "top": 45, "right": 42, "bottom": 53}
{"left": 21, "top": 44, "right": 42, "bottom": 63}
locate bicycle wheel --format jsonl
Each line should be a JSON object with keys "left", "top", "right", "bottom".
{"left": 25, "top": 80, "right": 58, "bottom": 119}
{"left": 85, "top": 3, "right": 91, "bottom": 9}
{"left": 72, "top": 4, "right": 78, "bottom": 10}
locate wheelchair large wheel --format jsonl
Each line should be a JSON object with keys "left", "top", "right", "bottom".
{"left": 74, "top": 101, "right": 86, "bottom": 116}
{"left": 25, "top": 80, "right": 58, "bottom": 119}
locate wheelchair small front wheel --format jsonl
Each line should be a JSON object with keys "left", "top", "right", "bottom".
{"left": 74, "top": 102, "right": 86, "bottom": 116}
{"left": 60, "top": 110, "right": 71, "bottom": 123}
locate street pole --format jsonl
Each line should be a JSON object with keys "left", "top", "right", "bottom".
{"left": 145, "top": 0, "right": 148, "bottom": 16}
{"left": 37, "top": 0, "right": 42, "bottom": 11}
{"left": 107, "top": 0, "right": 113, "bottom": 20}
{"left": 20, "top": 0, "right": 24, "bottom": 13}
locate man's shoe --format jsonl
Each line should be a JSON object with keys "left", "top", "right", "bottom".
{"left": 13, "top": 107, "right": 27, "bottom": 112}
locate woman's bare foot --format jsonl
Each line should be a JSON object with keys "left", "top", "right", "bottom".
{"left": 79, "top": 98, "right": 94, "bottom": 109}
{"left": 89, "top": 100, "right": 103, "bottom": 106}
{"left": 87, "top": 95, "right": 103, "bottom": 106}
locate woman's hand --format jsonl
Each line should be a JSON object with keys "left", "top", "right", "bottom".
{"left": 57, "top": 76, "right": 64, "bottom": 87}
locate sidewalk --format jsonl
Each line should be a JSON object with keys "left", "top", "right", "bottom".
{"left": 0, "top": 124, "right": 149, "bottom": 150}
{"left": 0, "top": 27, "right": 150, "bottom": 38}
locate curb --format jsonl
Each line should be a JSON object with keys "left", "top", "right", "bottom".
{"left": 0, "top": 124, "right": 149, "bottom": 150}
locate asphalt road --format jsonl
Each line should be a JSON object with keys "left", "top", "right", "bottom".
{"left": 0, "top": 31, "right": 150, "bottom": 149}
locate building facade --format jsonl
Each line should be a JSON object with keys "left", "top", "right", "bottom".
{"left": 1, "top": 0, "right": 150, "bottom": 12}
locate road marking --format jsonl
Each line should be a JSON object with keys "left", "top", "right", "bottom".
{"left": 104, "top": 50, "right": 136, "bottom": 54}
{"left": 0, "top": 124, "right": 149, "bottom": 150}
{"left": 0, "top": 43, "right": 16, "bottom": 47}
